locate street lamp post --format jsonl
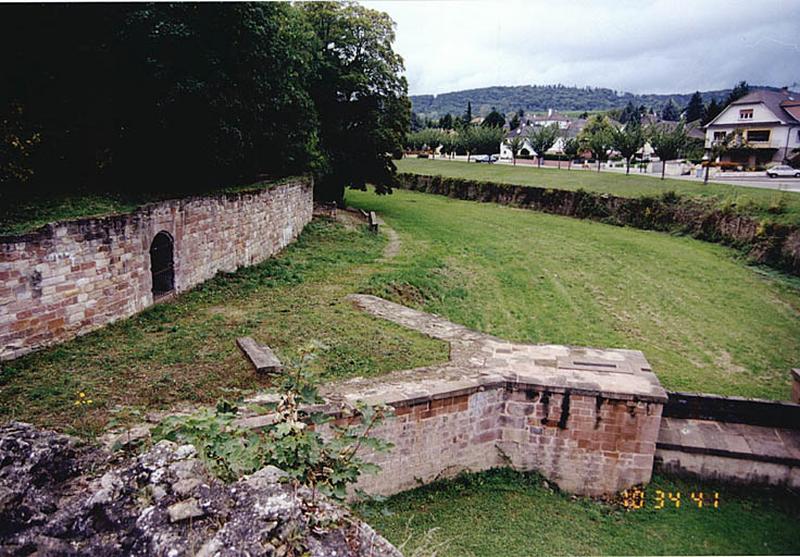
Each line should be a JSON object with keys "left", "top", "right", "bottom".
{"left": 702, "top": 154, "right": 710, "bottom": 185}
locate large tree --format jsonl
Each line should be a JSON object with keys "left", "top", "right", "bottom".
{"left": 0, "top": 3, "right": 320, "bottom": 196}
{"left": 562, "top": 138, "right": 580, "bottom": 170}
{"left": 703, "top": 98, "right": 722, "bottom": 125}
{"left": 611, "top": 120, "right": 645, "bottom": 175}
{"left": 685, "top": 91, "right": 706, "bottom": 123}
{"left": 725, "top": 81, "right": 750, "bottom": 107}
{"left": 526, "top": 124, "right": 560, "bottom": 167}
{"left": 578, "top": 115, "right": 615, "bottom": 172}
{"left": 505, "top": 135, "right": 525, "bottom": 165}
{"left": 647, "top": 121, "right": 688, "bottom": 180}
{"left": 482, "top": 107, "right": 505, "bottom": 128}
{"left": 301, "top": 2, "right": 410, "bottom": 202}
{"left": 661, "top": 99, "right": 680, "bottom": 121}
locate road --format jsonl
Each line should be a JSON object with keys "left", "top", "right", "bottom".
{"left": 430, "top": 155, "right": 800, "bottom": 193}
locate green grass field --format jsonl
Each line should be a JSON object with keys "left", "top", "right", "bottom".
{"left": 4, "top": 185, "right": 799, "bottom": 556}
{"left": 348, "top": 187, "right": 800, "bottom": 400}
{"left": 396, "top": 158, "right": 800, "bottom": 224}
{"left": 360, "top": 469, "right": 800, "bottom": 556}
{"left": 3, "top": 187, "right": 799, "bottom": 435}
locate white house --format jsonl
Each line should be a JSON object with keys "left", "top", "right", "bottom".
{"left": 704, "top": 89, "right": 800, "bottom": 166}
{"left": 499, "top": 115, "right": 587, "bottom": 160}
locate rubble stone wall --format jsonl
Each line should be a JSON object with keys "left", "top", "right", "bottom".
{"left": 0, "top": 178, "right": 313, "bottom": 360}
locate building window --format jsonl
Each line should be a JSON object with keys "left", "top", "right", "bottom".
{"left": 739, "top": 109, "right": 753, "bottom": 120}
{"left": 713, "top": 131, "right": 727, "bottom": 141}
{"left": 746, "top": 130, "right": 770, "bottom": 142}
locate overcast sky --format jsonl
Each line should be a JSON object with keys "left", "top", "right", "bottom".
{"left": 362, "top": 0, "right": 800, "bottom": 96}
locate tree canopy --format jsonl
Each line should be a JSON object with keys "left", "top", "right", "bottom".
{"left": 482, "top": 107, "right": 505, "bottom": 128}
{"left": 685, "top": 91, "right": 706, "bottom": 123}
{"left": 0, "top": 2, "right": 410, "bottom": 203}
{"left": 647, "top": 121, "right": 689, "bottom": 179}
{"left": 578, "top": 115, "right": 615, "bottom": 171}
{"left": 526, "top": 124, "right": 560, "bottom": 167}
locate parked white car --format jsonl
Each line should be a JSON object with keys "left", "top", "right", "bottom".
{"left": 474, "top": 154, "right": 499, "bottom": 163}
{"left": 766, "top": 165, "right": 800, "bottom": 178}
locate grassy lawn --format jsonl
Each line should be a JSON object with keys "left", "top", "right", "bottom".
{"left": 396, "top": 158, "right": 800, "bottom": 224}
{"left": 0, "top": 218, "right": 447, "bottom": 435}
{"left": 361, "top": 468, "right": 800, "bottom": 556}
{"left": 347, "top": 187, "right": 800, "bottom": 400}
{"left": 3, "top": 186, "right": 799, "bottom": 434}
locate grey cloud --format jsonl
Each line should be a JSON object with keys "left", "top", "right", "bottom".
{"left": 363, "top": 0, "right": 800, "bottom": 95}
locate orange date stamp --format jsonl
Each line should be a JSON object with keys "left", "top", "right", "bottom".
{"left": 617, "top": 487, "right": 720, "bottom": 510}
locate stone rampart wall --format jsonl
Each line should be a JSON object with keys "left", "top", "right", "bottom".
{"left": 349, "top": 382, "right": 663, "bottom": 497}
{"left": 0, "top": 179, "right": 313, "bottom": 360}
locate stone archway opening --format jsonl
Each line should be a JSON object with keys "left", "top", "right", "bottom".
{"left": 149, "top": 231, "right": 174, "bottom": 299}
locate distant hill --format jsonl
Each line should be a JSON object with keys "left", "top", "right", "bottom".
{"left": 409, "top": 84, "right": 786, "bottom": 119}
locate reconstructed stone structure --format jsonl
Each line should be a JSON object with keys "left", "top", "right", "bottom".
{"left": 0, "top": 179, "right": 313, "bottom": 360}
{"left": 322, "top": 295, "right": 668, "bottom": 497}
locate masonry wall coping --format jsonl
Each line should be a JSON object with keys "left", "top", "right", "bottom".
{"left": 0, "top": 175, "right": 311, "bottom": 244}
{"left": 332, "top": 294, "right": 668, "bottom": 407}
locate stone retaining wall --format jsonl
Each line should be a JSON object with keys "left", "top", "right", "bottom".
{"left": 349, "top": 382, "right": 663, "bottom": 497}
{"left": 310, "top": 294, "right": 667, "bottom": 498}
{"left": 0, "top": 178, "right": 313, "bottom": 360}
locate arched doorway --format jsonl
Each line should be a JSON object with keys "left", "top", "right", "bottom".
{"left": 149, "top": 231, "right": 174, "bottom": 298}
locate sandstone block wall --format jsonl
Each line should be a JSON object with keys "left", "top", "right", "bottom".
{"left": 0, "top": 179, "right": 313, "bottom": 360}
{"left": 351, "top": 382, "right": 663, "bottom": 497}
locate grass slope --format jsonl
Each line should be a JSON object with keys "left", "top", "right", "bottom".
{"left": 3, "top": 187, "right": 799, "bottom": 433}
{"left": 0, "top": 219, "right": 447, "bottom": 434}
{"left": 347, "top": 187, "right": 800, "bottom": 400}
{"left": 396, "top": 158, "right": 800, "bottom": 224}
{"left": 361, "top": 468, "right": 800, "bottom": 556}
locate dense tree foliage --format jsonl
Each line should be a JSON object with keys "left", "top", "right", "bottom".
{"left": 725, "top": 81, "right": 750, "bottom": 106}
{"left": 525, "top": 124, "right": 560, "bottom": 167}
{"left": 578, "top": 116, "right": 615, "bottom": 172}
{"left": 611, "top": 120, "right": 645, "bottom": 174}
{"left": 660, "top": 99, "right": 680, "bottom": 121}
{"left": 482, "top": 107, "right": 505, "bottom": 128}
{"left": 703, "top": 99, "right": 723, "bottom": 125}
{"left": 0, "top": 2, "right": 410, "bottom": 203}
{"left": 685, "top": 91, "right": 706, "bottom": 123}
{"left": 409, "top": 84, "right": 743, "bottom": 120}
{"left": 301, "top": 2, "right": 409, "bottom": 201}
{"left": 647, "top": 121, "right": 689, "bottom": 179}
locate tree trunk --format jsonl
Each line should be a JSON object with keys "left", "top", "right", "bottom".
{"left": 597, "top": 159, "right": 601, "bottom": 172}
{"left": 626, "top": 159, "right": 630, "bottom": 175}
{"left": 661, "top": 160, "right": 666, "bottom": 180}
{"left": 513, "top": 156, "right": 516, "bottom": 166}
{"left": 558, "top": 155, "right": 561, "bottom": 169}
{"left": 568, "top": 159, "right": 572, "bottom": 170}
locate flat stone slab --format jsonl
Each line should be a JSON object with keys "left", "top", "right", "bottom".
{"left": 658, "top": 417, "right": 800, "bottom": 466}
{"left": 236, "top": 337, "right": 282, "bottom": 374}
{"left": 317, "top": 295, "right": 667, "bottom": 407}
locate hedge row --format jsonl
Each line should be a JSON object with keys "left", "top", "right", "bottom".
{"left": 396, "top": 173, "right": 800, "bottom": 276}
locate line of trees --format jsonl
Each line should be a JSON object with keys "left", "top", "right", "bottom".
{"left": 577, "top": 114, "right": 695, "bottom": 179}
{"left": 0, "top": 2, "right": 409, "bottom": 203}
{"left": 405, "top": 126, "right": 505, "bottom": 161}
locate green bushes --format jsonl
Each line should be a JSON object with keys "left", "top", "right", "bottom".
{"left": 397, "top": 173, "right": 800, "bottom": 276}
